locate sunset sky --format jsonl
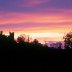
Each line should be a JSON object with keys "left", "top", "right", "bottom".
{"left": 0, "top": 0, "right": 72, "bottom": 43}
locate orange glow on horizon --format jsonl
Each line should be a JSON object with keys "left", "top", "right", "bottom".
{"left": 13, "top": 32, "right": 64, "bottom": 43}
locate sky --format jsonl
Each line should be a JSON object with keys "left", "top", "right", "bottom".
{"left": 0, "top": 0, "right": 72, "bottom": 43}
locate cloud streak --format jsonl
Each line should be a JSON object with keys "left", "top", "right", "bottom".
{"left": 0, "top": 12, "right": 72, "bottom": 24}
{"left": 0, "top": 0, "right": 72, "bottom": 42}
{"left": 20, "top": 0, "right": 50, "bottom": 7}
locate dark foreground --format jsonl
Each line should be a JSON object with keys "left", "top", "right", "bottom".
{"left": 1, "top": 47, "right": 72, "bottom": 64}
{"left": 0, "top": 48, "right": 71, "bottom": 70}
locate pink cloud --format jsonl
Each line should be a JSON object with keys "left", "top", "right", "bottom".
{"left": 0, "top": 8, "right": 72, "bottom": 35}
{"left": 0, "top": 9, "right": 72, "bottom": 25}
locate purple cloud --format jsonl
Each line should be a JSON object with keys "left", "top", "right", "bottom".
{"left": 0, "top": 0, "right": 72, "bottom": 13}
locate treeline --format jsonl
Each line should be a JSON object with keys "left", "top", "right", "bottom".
{"left": 0, "top": 31, "right": 62, "bottom": 49}
{"left": 0, "top": 31, "right": 72, "bottom": 57}
{"left": 0, "top": 31, "right": 72, "bottom": 50}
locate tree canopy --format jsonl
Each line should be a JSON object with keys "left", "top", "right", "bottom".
{"left": 63, "top": 32, "right": 72, "bottom": 49}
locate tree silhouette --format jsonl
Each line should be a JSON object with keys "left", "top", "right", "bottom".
{"left": 17, "top": 35, "right": 25, "bottom": 43}
{"left": 63, "top": 32, "right": 72, "bottom": 49}
{"left": 32, "top": 39, "right": 39, "bottom": 44}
